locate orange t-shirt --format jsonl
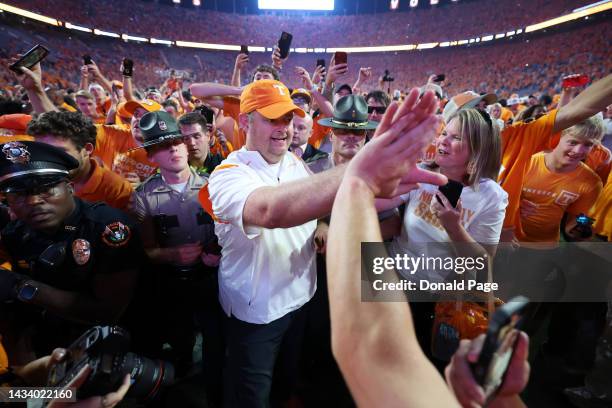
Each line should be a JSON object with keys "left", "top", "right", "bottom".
{"left": 584, "top": 144, "right": 611, "bottom": 183}
{"left": 93, "top": 125, "right": 157, "bottom": 181}
{"left": 500, "top": 107, "right": 514, "bottom": 124}
{"left": 96, "top": 98, "right": 112, "bottom": 117}
{"left": 498, "top": 109, "right": 559, "bottom": 235}
{"left": 0, "top": 338, "right": 8, "bottom": 379}
{"left": 589, "top": 176, "right": 612, "bottom": 240}
{"left": 309, "top": 113, "right": 332, "bottom": 149}
{"left": 75, "top": 158, "right": 133, "bottom": 211}
{"left": 222, "top": 96, "right": 246, "bottom": 149}
{"left": 517, "top": 152, "right": 602, "bottom": 246}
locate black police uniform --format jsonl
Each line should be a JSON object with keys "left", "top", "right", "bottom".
{"left": 0, "top": 141, "right": 143, "bottom": 356}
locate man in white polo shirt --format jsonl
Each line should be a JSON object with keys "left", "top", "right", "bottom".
{"left": 203, "top": 79, "right": 444, "bottom": 407}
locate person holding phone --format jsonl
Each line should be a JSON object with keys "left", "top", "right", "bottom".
{"left": 325, "top": 129, "right": 529, "bottom": 407}
{"left": 386, "top": 108, "right": 507, "bottom": 277}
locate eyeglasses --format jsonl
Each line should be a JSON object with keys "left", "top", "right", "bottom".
{"left": 368, "top": 106, "right": 386, "bottom": 114}
{"left": 334, "top": 128, "right": 367, "bottom": 137}
{"left": 5, "top": 180, "right": 67, "bottom": 204}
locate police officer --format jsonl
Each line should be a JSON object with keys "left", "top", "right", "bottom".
{"left": 0, "top": 141, "right": 142, "bottom": 357}
{"left": 131, "top": 111, "right": 223, "bottom": 400}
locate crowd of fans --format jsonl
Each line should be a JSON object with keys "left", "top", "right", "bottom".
{"left": 6, "top": 0, "right": 589, "bottom": 46}
{"left": 0, "top": 2, "right": 611, "bottom": 408}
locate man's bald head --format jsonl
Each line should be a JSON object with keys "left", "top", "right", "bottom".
{"left": 291, "top": 113, "right": 313, "bottom": 149}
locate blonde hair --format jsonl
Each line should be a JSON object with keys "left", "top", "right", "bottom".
{"left": 446, "top": 109, "right": 501, "bottom": 189}
{"left": 561, "top": 114, "right": 605, "bottom": 143}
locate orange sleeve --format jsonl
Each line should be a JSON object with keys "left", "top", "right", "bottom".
{"left": 93, "top": 125, "right": 131, "bottom": 167}
{"left": 585, "top": 144, "right": 611, "bottom": 183}
{"left": 499, "top": 109, "right": 558, "bottom": 231}
{"left": 222, "top": 97, "right": 241, "bottom": 121}
{"left": 309, "top": 114, "right": 331, "bottom": 148}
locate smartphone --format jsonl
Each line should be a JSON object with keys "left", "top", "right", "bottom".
{"left": 82, "top": 55, "right": 93, "bottom": 65}
{"left": 573, "top": 213, "right": 595, "bottom": 238}
{"left": 562, "top": 74, "right": 589, "bottom": 88}
{"left": 240, "top": 45, "right": 249, "bottom": 55}
{"left": 436, "top": 179, "right": 463, "bottom": 208}
{"left": 334, "top": 51, "right": 347, "bottom": 66}
{"left": 122, "top": 58, "right": 133, "bottom": 77}
{"left": 196, "top": 105, "right": 215, "bottom": 126}
{"left": 316, "top": 58, "right": 326, "bottom": 69}
{"left": 277, "top": 32, "right": 293, "bottom": 59}
{"left": 433, "top": 74, "right": 446, "bottom": 82}
{"left": 471, "top": 296, "right": 530, "bottom": 402}
{"left": 9, "top": 44, "right": 49, "bottom": 74}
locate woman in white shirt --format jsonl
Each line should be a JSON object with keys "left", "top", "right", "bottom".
{"left": 386, "top": 108, "right": 508, "bottom": 282}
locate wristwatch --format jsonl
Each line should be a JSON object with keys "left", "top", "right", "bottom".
{"left": 16, "top": 280, "right": 38, "bottom": 303}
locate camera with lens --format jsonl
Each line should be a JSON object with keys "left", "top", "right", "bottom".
{"left": 46, "top": 326, "right": 174, "bottom": 403}
{"left": 382, "top": 69, "right": 394, "bottom": 82}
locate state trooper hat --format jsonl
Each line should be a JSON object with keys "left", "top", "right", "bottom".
{"left": 134, "top": 110, "right": 184, "bottom": 150}
{"left": 318, "top": 95, "right": 379, "bottom": 130}
{"left": 0, "top": 141, "right": 78, "bottom": 193}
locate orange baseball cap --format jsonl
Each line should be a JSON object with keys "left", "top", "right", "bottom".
{"left": 240, "top": 80, "right": 305, "bottom": 119}
{"left": 123, "top": 99, "right": 162, "bottom": 117}
{"left": 111, "top": 80, "right": 124, "bottom": 89}
{"left": 0, "top": 114, "right": 32, "bottom": 132}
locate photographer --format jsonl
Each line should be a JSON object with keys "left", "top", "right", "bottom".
{"left": 1, "top": 341, "right": 130, "bottom": 408}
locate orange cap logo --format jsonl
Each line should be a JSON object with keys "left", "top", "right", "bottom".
{"left": 240, "top": 79, "right": 305, "bottom": 119}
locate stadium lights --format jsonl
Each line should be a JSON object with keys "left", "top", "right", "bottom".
{"left": 526, "top": 1, "right": 612, "bottom": 32}
{"left": 151, "top": 38, "right": 173, "bottom": 45}
{"left": 390, "top": 0, "right": 399, "bottom": 10}
{"left": 326, "top": 44, "right": 416, "bottom": 53}
{"left": 294, "top": 48, "right": 308, "bottom": 53}
{"left": 573, "top": 0, "right": 610, "bottom": 13}
{"left": 65, "top": 22, "right": 92, "bottom": 33}
{"left": 416, "top": 42, "right": 438, "bottom": 49}
{"left": 457, "top": 40, "right": 468, "bottom": 45}
{"left": 93, "top": 29, "right": 120, "bottom": 38}
{"left": 314, "top": 48, "right": 326, "bottom": 53}
{"left": 175, "top": 41, "right": 240, "bottom": 51}
{"left": 173, "top": 0, "right": 181, "bottom": 4}
{"left": 516, "top": 28, "right": 523, "bottom": 34}
{"left": 495, "top": 33, "right": 505, "bottom": 39}
{"left": 506, "top": 30, "right": 516, "bottom": 36}
{"left": 481, "top": 35, "right": 493, "bottom": 41}
{"left": 248, "top": 46, "right": 266, "bottom": 52}
{"left": 121, "top": 34, "right": 148, "bottom": 42}
{"left": 409, "top": 0, "right": 418, "bottom": 7}
{"left": 439, "top": 42, "right": 450, "bottom": 47}
{"left": 430, "top": 0, "right": 439, "bottom": 4}
{"left": 468, "top": 39, "right": 475, "bottom": 43}
{"left": 193, "top": 0, "right": 201, "bottom": 5}
{"left": 0, "top": 2, "right": 59, "bottom": 26}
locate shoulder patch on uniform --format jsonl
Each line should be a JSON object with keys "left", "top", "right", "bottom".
{"left": 101, "top": 222, "right": 131, "bottom": 247}
{"left": 136, "top": 173, "right": 162, "bottom": 192}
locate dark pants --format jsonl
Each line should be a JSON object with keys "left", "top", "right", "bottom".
{"left": 224, "top": 307, "right": 304, "bottom": 408}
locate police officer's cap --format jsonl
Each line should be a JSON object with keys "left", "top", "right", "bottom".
{"left": 0, "top": 141, "right": 78, "bottom": 193}
{"left": 135, "top": 110, "right": 184, "bottom": 150}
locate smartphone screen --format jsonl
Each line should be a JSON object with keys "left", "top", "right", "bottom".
{"left": 83, "top": 55, "right": 93, "bottom": 65}
{"left": 277, "top": 32, "right": 293, "bottom": 59}
{"left": 316, "top": 59, "right": 325, "bottom": 69}
{"left": 9, "top": 45, "right": 49, "bottom": 74}
{"left": 471, "top": 297, "right": 529, "bottom": 402}
{"left": 334, "top": 51, "right": 347, "bottom": 66}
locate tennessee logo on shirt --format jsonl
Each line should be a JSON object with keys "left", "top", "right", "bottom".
{"left": 413, "top": 191, "right": 475, "bottom": 230}
{"left": 554, "top": 190, "right": 579, "bottom": 207}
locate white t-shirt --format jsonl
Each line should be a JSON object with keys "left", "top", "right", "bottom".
{"left": 208, "top": 148, "right": 317, "bottom": 324}
{"left": 388, "top": 179, "right": 508, "bottom": 282}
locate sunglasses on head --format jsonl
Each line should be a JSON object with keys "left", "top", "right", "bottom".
{"left": 368, "top": 106, "right": 386, "bottom": 114}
